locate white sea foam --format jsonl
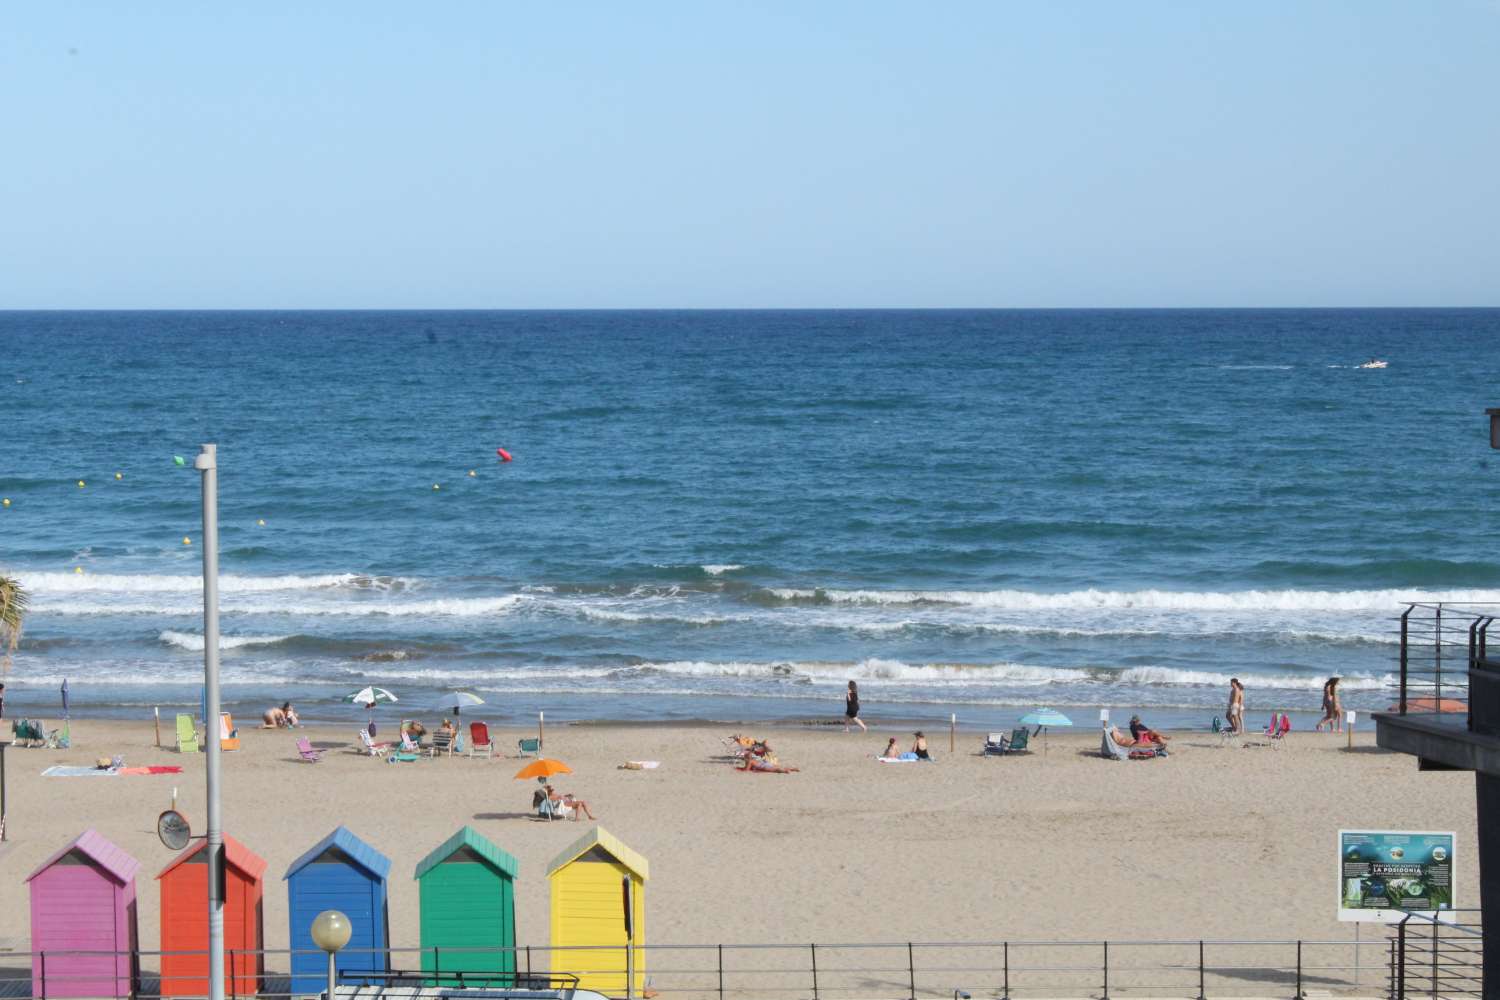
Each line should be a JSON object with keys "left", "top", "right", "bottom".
{"left": 764, "top": 586, "right": 1500, "bottom": 613}
{"left": 18, "top": 571, "right": 416, "bottom": 594}
{"left": 158, "top": 630, "right": 292, "bottom": 652}
{"left": 702, "top": 564, "right": 743, "bottom": 575}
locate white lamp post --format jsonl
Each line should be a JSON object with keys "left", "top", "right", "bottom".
{"left": 194, "top": 444, "right": 225, "bottom": 1000}
{"left": 310, "top": 910, "right": 352, "bottom": 1000}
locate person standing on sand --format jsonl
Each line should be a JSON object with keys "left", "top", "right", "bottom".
{"left": 1316, "top": 677, "right": 1343, "bottom": 732}
{"left": 844, "top": 680, "right": 867, "bottom": 732}
{"left": 1226, "top": 678, "right": 1245, "bottom": 733}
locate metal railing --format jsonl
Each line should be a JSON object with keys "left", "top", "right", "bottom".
{"left": 0, "top": 937, "right": 1400, "bottom": 999}
{"left": 1394, "top": 604, "right": 1489, "bottom": 724}
{"left": 1388, "top": 910, "right": 1483, "bottom": 999}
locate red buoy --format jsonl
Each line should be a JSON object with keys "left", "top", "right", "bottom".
{"left": 496, "top": 448, "right": 513, "bottom": 462}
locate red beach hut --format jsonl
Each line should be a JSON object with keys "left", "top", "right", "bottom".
{"left": 157, "top": 834, "right": 267, "bottom": 996}
{"left": 26, "top": 829, "right": 141, "bottom": 999}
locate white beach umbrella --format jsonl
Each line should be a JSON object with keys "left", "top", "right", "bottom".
{"left": 432, "top": 690, "right": 485, "bottom": 716}
{"left": 342, "top": 686, "right": 398, "bottom": 707}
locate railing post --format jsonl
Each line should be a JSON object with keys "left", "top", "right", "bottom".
{"left": 1001, "top": 941, "right": 1009, "bottom": 1000}
{"left": 1400, "top": 605, "right": 1412, "bottom": 713}
{"left": 810, "top": 943, "right": 819, "bottom": 1000}
{"left": 433, "top": 945, "right": 440, "bottom": 983}
{"left": 39, "top": 950, "right": 46, "bottom": 1000}
{"left": 717, "top": 944, "right": 724, "bottom": 1000}
{"left": 1396, "top": 919, "right": 1407, "bottom": 1000}
{"left": 1102, "top": 940, "right": 1109, "bottom": 1000}
{"left": 526, "top": 944, "right": 532, "bottom": 983}
{"left": 908, "top": 942, "right": 916, "bottom": 1000}
{"left": 1431, "top": 918, "right": 1439, "bottom": 1000}
{"left": 230, "top": 948, "right": 237, "bottom": 1000}
{"left": 1295, "top": 940, "right": 1302, "bottom": 999}
{"left": 1197, "top": 940, "right": 1205, "bottom": 1000}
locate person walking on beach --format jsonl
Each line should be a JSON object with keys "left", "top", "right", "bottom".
{"left": 844, "top": 680, "right": 867, "bottom": 732}
{"left": 1226, "top": 678, "right": 1245, "bottom": 734}
{"left": 1316, "top": 677, "right": 1343, "bottom": 732}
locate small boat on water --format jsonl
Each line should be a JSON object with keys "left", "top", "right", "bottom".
{"left": 1358, "top": 359, "right": 1388, "bottom": 369}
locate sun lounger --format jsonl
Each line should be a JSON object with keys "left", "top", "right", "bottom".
{"left": 296, "top": 737, "right": 324, "bottom": 762}
{"left": 399, "top": 731, "right": 421, "bottom": 754}
{"left": 12, "top": 718, "right": 57, "bottom": 748}
{"left": 358, "top": 729, "right": 390, "bottom": 757}
{"left": 517, "top": 737, "right": 540, "bottom": 758}
{"left": 983, "top": 728, "right": 1030, "bottom": 755}
{"left": 1100, "top": 725, "right": 1163, "bottom": 761}
{"left": 468, "top": 721, "right": 493, "bottom": 758}
{"left": 537, "top": 796, "right": 571, "bottom": 820}
{"left": 175, "top": 713, "right": 199, "bottom": 754}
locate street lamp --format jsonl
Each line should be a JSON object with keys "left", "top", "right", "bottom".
{"left": 310, "top": 910, "right": 352, "bottom": 1000}
{"left": 1486, "top": 409, "right": 1500, "bottom": 450}
{"left": 194, "top": 444, "right": 226, "bottom": 1000}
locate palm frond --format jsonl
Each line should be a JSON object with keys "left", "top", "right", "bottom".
{"left": 0, "top": 574, "right": 30, "bottom": 676}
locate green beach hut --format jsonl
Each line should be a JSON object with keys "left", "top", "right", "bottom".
{"left": 415, "top": 826, "right": 520, "bottom": 984}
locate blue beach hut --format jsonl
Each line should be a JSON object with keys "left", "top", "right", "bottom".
{"left": 284, "top": 826, "right": 392, "bottom": 995}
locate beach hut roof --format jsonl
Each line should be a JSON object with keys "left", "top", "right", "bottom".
{"left": 156, "top": 833, "right": 268, "bottom": 881}
{"left": 414, "top": 825, "right": 519, "bottom": 881}
{"left": 546, "top": 825, "right": 649, "bottom": 881}
{"left": 26, "top": 829, "right": 141, "bottom": 885}
{"left": 283, "top": 825, "right": 391, "bottom": 880}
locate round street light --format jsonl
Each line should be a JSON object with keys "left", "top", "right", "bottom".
{"left": 310, "top": 910, "right": 352, "bottom": 1000}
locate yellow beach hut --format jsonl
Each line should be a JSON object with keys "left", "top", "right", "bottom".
{"left": 547, "top": 826, "right": 649, "bottom": 995}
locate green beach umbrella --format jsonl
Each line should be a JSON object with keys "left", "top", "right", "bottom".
{"left": 1020, "top": 708, "right": 1072, "bottom": 753}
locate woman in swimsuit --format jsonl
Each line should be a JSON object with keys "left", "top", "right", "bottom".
{"left": 1316, "top": 677, "right": 1342, "bottom": 732}
{"left": 882, "top": 737, "right": 899, "bottom": 759}
{"left": 1226, "top": 678, "right": 1245, "bottom": 734}
{"left": 912, "top": 731, "right": 930, "bottom": 760}
{"left": 844, "top": 680, "right": 867, "bottom": 732}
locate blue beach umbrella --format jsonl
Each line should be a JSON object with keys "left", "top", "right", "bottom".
{"left": 60, "top": 678, "right": 70, "bottom": 719}
{"left": 1020, "top": 708, "right": 1072, "bottom": 753}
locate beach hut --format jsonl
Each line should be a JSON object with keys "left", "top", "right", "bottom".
{"left": 26, "top": 830, "right": 140, "bottom": 999}
{"left": 158, "top": 834, "right": 267, "bottom": 996}
{"left": 284, "top": 826, "right": 392, "bottom": 995}
{"left": 547, "top": 826, "right": 648, "bottom": 996}
{"left": 415, "top": 826, "right": 520, "bottom": 984}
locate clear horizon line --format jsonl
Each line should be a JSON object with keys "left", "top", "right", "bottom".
{"left": 2, "top": 304, "right": 1499, "bottom": 313}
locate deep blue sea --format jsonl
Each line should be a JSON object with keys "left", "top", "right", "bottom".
{"left": 4, "top": 309, "right": 1500, "bottom": 730}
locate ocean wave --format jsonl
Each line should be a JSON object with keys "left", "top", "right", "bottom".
{"left": 760, "top": 586, "right": 1500, "bottom": 612}
{"left": 37, "top": 595, "right": 526, "bottom": 618}
{"left": 702, "top": 564, "right": 743, "bottom": 576}
{"left": 158, "top": 630, "right": 293, "bottom": 652}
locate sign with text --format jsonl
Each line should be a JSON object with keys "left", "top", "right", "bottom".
{"left": 1338, "top": 830, "right": 1455, "bottom": 922}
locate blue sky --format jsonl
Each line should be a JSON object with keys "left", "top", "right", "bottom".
{"left": 2, "top": 2, "right": 1497, "bottom": 308}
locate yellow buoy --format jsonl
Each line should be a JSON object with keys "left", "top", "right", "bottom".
{"left": 433, "top": 484, "right": 441, "bottom": 490}
{"left": 78, "top": 480, "right": 86, "bottom": 488}
{"left": 74, "top": 566, "right": 84, "bottom": 574}
{"left": 2, "top": 498, "right": 9, "bottom": 507}
{"left": 115, "top": 472, "right": 123, "bottom": 480}
{"left": 183, "top": 536, "right": 192, "bottom": 545}
{"left": 257, "top": 518, "right": 266, "bottom": 526}
{"left": 468, "top": 470, "right": 477, "bottom": 477}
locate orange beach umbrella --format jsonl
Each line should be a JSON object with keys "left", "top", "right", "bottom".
{"left": 514, "top": 758, "right": 573, "bottom": 780}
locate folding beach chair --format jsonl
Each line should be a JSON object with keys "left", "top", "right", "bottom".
{"left": 175, "top": 713, "right": 199, "bottom": 754}
{"left": 517, "top": 737, "right": 540, "bottom": 758}
{"left": 219, "top": 712, "right": 240, "bottom": 751}
{"left": 358, "top": 729, "right": 390, "bottom": 757}
{"left": 295, "top": 737, "right": 324, "bottom": 762}
{"left": 399, "top": 730, "right": 421, "bottom": 754}
{"left": 468, "top": 721, "right": 494, "bottom": 758}
{"left": 427, "top": 729, "right": 455, "bottom": 758}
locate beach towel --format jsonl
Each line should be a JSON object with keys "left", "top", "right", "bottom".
{"left": 877, "top": 756, "right": 919, "bottom": 763}
{"left": 619, "top": 761, "right": 660, "bottom": 769}
{"left": 1100, "top": 726, "right": 1163, "bottom": 761}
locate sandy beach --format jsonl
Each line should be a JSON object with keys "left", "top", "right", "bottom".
{"left": 0, "top": 718, "right": 1478, "bottom": 965}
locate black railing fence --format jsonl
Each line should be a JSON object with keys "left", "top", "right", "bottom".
{"left": 1388, "top": 910, "right": 1483, "bottom": 999}
{"left": 0, "top": 937, "right": 1420, "bottom": 1000}
{"left": 1395, "top": 604, "right": 1490, "bottom": 722}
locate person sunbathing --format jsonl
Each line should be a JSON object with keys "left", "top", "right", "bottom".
{"left": 1128, "top": 715, "right": 1170, "bottom": 745}
{"left": 882, "top": 737, "right": 900, "bottom": 758}
{"left": 1109, "top": 726, "right": 1142, "bottom": 747}
{"left": 741, "top": 753, "right": 799, "bottom": 773}
{"left": 545, "top": 783, "right": 597, "bottom": 820}
{"left": 261, "top": 702, "right": 298, "bottom": 728}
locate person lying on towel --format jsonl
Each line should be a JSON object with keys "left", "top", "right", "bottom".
{"left": 1128, "top": 715, "right": 1171, "bottom": 745}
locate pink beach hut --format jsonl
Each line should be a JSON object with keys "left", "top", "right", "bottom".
{"left": 27, "top": 830, "right": 141, "bottom": 999}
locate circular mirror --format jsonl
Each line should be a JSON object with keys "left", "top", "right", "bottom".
{"left": 157, "top": 809, "right": 191, "bottom": 851}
